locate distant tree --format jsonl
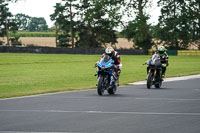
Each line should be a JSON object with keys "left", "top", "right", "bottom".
{"left": 0, "top": 0, "right": 11, "bottom": 37}
{"left": 63, "top": 0, "right": 78, "bottom": 48}
{"left": 27, "top": 17, "right": 48, "bottom": 31}
{"left": 123, "top": 15, "right": 152, "bottom": 50}
{"left": 127, "top": 0, "right": 149, "bottom": 15}
{"left": 50, "top": 1, "right": 79, "bottom": 48}
{"left": 188, "top": 0, "right": 200, "bottom": 49}
{"left": 75, "top": 0, "right": 122, "bottom": 48}
{"left": 14, "top": 13, "right": 31, "bottom": 30}
{"left": 0, "top": 0, "right": 18, "bottom": 45}
{"left": 122, "top": 0, "right": 153, "bottom": 50}
{"left": 50, "top": 2, "right": 74, "bottom": 47}
{"left": 51, "top": 0, "right": 121, "bottom": 48}
{"left": 157, "top": 0, "right": 200, "bottom": 50}
{"left": 157, "top": 0, "right": 185, "bottom": 49}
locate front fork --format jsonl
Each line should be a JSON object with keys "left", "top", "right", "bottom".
{"left": 97, "top": 73, "right": 110, "bottom": 88}
{"left": 149, "top": 68, "right": 162, "bottom": 82}
{"left": 148, "top": 68, "right": 157, "bottom": 82}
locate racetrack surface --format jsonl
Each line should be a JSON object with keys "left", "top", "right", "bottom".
{"left": 0, "top": 76, "right": 200, "bottom": 133}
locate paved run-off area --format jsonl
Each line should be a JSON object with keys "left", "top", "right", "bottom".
{"left": 0, "top": 75, "right": 200, "bottom": 133}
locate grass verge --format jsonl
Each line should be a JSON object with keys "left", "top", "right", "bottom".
{"left": 0, "top": 53, "right": 200, "bottom": 98}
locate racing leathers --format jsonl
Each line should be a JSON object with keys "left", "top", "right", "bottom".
{"left": 157, "top": 51, "right": 169, "bottom": 78}
{"left": 101, "top": 51, "right": 122, "bottom": 87}
{"left": 102, "top": 51, "right": 122, "bottom": 78}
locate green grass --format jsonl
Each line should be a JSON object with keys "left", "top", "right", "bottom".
{"left": 0, "top": 53, "right": 200, "bottom": 99}
{"left": 9, "top": 31, "right": 56, "bottom": 37}
{"left": 8, "top": 31, "right": 123, "bottom": 38}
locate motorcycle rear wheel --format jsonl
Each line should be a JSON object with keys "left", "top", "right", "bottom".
{"left": 155, "top": 81, "right": 162, "bottom": 88}
{"left": 107, "top": 83, "right": 117, "bottom": 95}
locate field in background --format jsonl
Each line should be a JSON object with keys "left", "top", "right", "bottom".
{"left": 0, "top": 31, "right": 199, "bottom": 49}
{"left": 0, "top": 31, "right": 133, "bottom": 49}
{"left": 0, "top": 37, "right": 133, "bottom": 49}
{"left": 0, "top": 53, "right": 200, "bottom": 99}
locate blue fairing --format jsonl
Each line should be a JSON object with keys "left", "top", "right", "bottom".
{"left": 97, "top": 56, "right": 114, "bottom": 76}
{"left": 97, "top": 58, "right": 113, "bottom": 69}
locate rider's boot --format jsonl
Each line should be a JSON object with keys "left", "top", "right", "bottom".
{"left": 108, "top": 75, "right": 115, "bottom": 89}
{"left": 161, "top": 73, "right": 165, "bottom": 81}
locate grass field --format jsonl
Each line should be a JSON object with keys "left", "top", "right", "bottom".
{"left": 0, "top": 53, "right": 200, "bottom": 99}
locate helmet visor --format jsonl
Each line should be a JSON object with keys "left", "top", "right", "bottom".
{"left": 159, "top": 51, "right": 164, "bottom": 54}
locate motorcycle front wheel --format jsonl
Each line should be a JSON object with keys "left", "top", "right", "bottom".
{"left": 147, "top": 72, "right": 153, "bottom": 89}
{"left": 97, "top": 76, "right": 105, "bottom": 96}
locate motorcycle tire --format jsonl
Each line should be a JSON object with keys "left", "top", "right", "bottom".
{"left": 107, "top": 83, "right": 117, "bottom": 95}
{"left": 147, "top": 72, "right": 153, "bottom": 89}
{"left": 155, "top": 81, "right": 162, "bottom": 88}
{"left": 97, "top": 76, "right": 105, "bottom": 96}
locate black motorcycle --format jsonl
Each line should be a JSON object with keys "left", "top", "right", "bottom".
{"left": 145, "top": 53, "right": 163, "bottom": 89}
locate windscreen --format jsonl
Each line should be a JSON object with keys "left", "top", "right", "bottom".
{"left": 151, "top": 54, "right": 161, "bottom": 66}
{"left": 103, "top": 55, "right": 111, "bottom": 63}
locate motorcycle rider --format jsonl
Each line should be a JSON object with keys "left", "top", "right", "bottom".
{"left": 96, "top": 47, "right": 122, "bottom": 86}
{"left": 104, "top": 46, "right": 122, "bottom": 76}
{"left": 156, "top": 46, "right": 169, "bottom": 78}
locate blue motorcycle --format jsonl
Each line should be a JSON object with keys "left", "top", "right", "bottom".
{"left": 95, "top": 55, "right": 117, "bottom": 96}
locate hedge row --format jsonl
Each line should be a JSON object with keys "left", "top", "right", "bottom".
{"left": 148, "top": 49, "right": 200, "bottom": 56}
{"left": 8, "top": 32, "right": 56, "bottom": 37}
{"left": 7, "top": 31, "right": 123, "bottom": 38}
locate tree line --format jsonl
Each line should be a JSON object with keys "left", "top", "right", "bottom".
{"left": 0, "top": 0, "right": 48, "bottom": 45}
{"left": 0, "top": 0, "right": 200, "bottom": 50}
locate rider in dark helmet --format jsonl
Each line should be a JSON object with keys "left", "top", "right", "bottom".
{"left": 157, "top": 46, "right": 169, "bottom": 78}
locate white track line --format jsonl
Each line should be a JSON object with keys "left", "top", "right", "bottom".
{"left": 0, "top": 132, "right": 86, "bottom": 133}
{"left": 135, "top": 97, "right": 200, "bottom": 101}
{"left": 0, "top": 109, "right": 200, "bottom": 116}
{"left": 0, "top": 89, "right": 95, "bottom": 101}
{"left": 129, "top": 74, "right": 200, "bottom": 85}
{"left": 0, "top": 131, "right": 87, "bottom": 133}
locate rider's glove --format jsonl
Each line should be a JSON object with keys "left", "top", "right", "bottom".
{"left": 143, "top": 62, "right": 147, "bottom": 65}
{"left": 94, "top": 63, "right": 97, "bottom": 68}
{"left": 114, "top": 65, "right": 118, "bottom": 69}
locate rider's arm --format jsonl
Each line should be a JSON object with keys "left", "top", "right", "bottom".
{"left": 116, "top": 54, "right": 122, "bottom": 69}
{"left": 164, "top": 54, "right": 169, "bottom": 66}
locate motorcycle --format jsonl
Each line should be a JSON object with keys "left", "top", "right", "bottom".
{"left": 145, "top": 53, "right": 163, "bottom": 89}
{"left": 95, "top": 55, "right": 117, "bottom": 96}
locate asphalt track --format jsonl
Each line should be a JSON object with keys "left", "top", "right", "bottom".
{"left": 0, "top": 75, "right": 200, "bottom": 133}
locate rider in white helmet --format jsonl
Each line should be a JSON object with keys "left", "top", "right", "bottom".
{"left": 104, "top": 47, "right": 122, "bottom": 80}
{"left": 95, "top": 47, "right": 122, "bottom": 85}
{"left": 105, "top": 47, "right": 122, "bottom": 67}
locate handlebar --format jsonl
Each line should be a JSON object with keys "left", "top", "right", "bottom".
{"left": 142, "top": 62, "right": 147, "bottom": 65}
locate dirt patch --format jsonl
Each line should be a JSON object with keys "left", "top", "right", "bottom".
{"left": 20, "top": 37, "right": 57, "bottom": 47}
{"left": 1, "top": 37, "right": 198, "bottom": 49}
{"left": 0, "top": 37, "right": 134, "bottom": 49}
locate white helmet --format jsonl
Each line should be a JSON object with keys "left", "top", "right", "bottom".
{"left": 105, "top": 47, "right": 114, "bottom": 54}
